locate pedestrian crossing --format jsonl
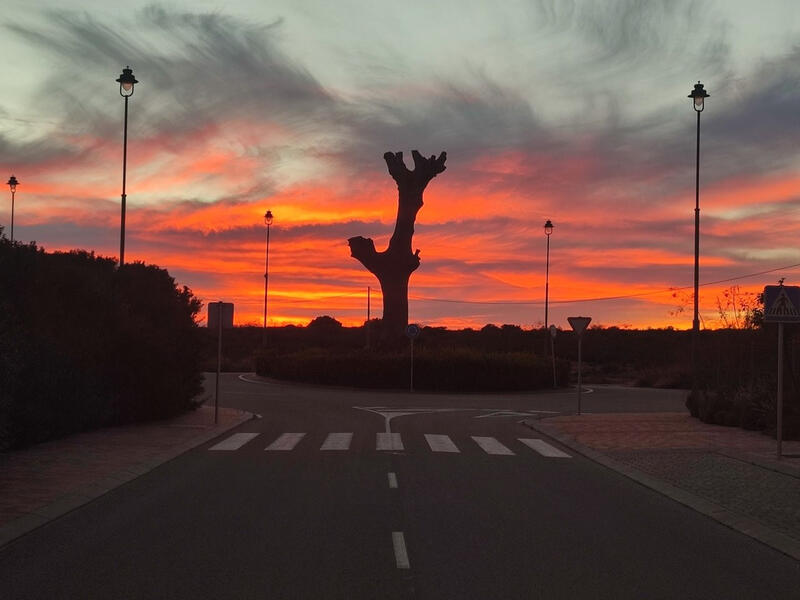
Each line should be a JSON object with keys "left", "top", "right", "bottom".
{"left": 209, "top": 432, "right": 571, "bottom": 458}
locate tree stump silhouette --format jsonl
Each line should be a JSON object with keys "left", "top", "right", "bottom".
{"left": 348, "top": 150, "right": 447, "bottom": 342}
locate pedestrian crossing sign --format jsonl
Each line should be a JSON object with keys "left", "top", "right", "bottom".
{"left": 763, "top": 284, "right": 800, "bottom": 323}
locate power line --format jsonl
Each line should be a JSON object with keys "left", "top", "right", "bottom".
{"left": 408, "top": 262, "right": 800, "bottom": 306}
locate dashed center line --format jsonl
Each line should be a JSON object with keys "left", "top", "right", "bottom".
{"left": 392, "top": 532, "right": 410, "bottom": 569}
{"left": 388, "top": 472, "right": 398, "bottom": 488}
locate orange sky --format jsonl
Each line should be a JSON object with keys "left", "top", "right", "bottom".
{"left": 3, "top": 4, "right": 800, "bottom": 330}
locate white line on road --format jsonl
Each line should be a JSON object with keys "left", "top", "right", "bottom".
{"left": 209, "top": 433, "right": 260, "bottom": 451}
{"left": 471, "top": 436, "right": 515, "bottom": 455}
{"left": 424, "top": 434, "right": 460, "bottom": 453}
{"left": 377, "top": 432, "right": 404, "bottom": 451}
{"left": 518, "top": 438, "right": 571, "bottom": 458}
{"left": 265, "top": 433, "right": 306, "bottom": 451}
{"left": 320, "top": 433, "right": 353, "bottom": 450}
{"left": 388, "top": 472, "right": 398, "bottom": 488}
{"left": 392, "top": 532, "right": 410, "bottom": 569}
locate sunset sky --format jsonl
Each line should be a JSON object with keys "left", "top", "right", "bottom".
{"left": 2, "top": 1, "right": 800, "bottom": 329}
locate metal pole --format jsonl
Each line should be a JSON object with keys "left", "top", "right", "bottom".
{"left": 215, "top": 302, "right": 222, "bottom": 425}
{"left": 410, "top": 338, "right": 414, "bottom": 393}
{"left": 551, "top": 335, "right": 557, "bottom": 388}
{"left": 691, "top": 109, "right": 701, "bottom": 396}
{"left": 545, "top": 233, "right": 550, "bottom": 329}
{"left": 777, "top": 322, "right": 784, "bottom": 458}
{"left": 366, "top": 286, "right": 371, "bottom": 348}
{"left": 262, "top": 223, "right": 270, "bottom": 345}
{"left": 577, "top": 336, "right": 583, "bottom": 415}
{"left": 120, "top": 95, "right": 129, "bottom": 266}
{"left": 9, "top": 190, "right": 14, "bottom": 243}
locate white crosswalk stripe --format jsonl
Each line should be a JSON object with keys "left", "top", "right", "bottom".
{"left": 320, "top": 433, "right": 353, "bottom": 450}
{"left": 377, "top": 432, "right": 404, "bottom": 451}
{"left": 210, "top": 432, "right": 572, "bottom": 459}
{"left": 518, "top": 438, "right": 571, "bottom": 458}
{"left": 424, "top": 434, "right": 460, "bottom": 453}
{"left": 209, "top": 432, "right": 260, "bottom": 451}
{"left": 471, "top": 436, "right": 515, "bottom": 455}
{"left": 265, "top": 433, "right": 306, "bottom": 451}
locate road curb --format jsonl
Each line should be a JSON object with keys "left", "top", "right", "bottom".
{"left": 0, "top": 409, "right": 254, "bottom": 550}
{"left": 522, "top": 417, "right": 800, "bottom": 562}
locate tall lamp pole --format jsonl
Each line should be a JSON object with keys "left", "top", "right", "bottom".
{"left": 544, "top": 219, "right": 554, "bottom": 328}
{"left": 688, "top": 81, "right": 709, "bottom": 395}
{"left": 116, "top": 66, "right": 138, "bottom": 266}
{"left": 263, "top": 210, "right": 274, "bottom": 344}
{"left": 7, "top": 175, "right": 18, "bottom": 243}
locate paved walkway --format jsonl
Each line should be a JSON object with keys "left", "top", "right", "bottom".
{"left": 525, "top": 412, "right": 800, "bottom": 561}
{"left": 0, "top": 405, "right": 251, "bottom": 547}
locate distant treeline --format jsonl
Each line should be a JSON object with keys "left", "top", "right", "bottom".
{"left": 0, "top": 233, "right": 204, "bottom": 451}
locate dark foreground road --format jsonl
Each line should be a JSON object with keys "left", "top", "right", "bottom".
{"left": 2, "top": 375, "right": 798, "bottom": 598}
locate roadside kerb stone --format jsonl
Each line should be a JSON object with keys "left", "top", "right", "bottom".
{"left": 0, "top": 406, "right": 254, "bottom": 549}
{"left": 523, "top": 416, "right": 800, "bottom": 562}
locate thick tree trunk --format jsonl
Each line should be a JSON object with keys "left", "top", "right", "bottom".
{"left": 348, "top": 150, "right": 447, "bottom": 341}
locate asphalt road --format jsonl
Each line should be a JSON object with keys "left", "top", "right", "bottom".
{"left": 2, "top": 375, "right": 799, "bottom": 598}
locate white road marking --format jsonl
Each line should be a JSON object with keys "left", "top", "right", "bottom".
{"left": 353, "top": 406, "right": 469, "bottom": 433}
{"left": 388, "top": 472, "right": 398, "bottom": 488}
{"left": 392, "top": 532, "right": 410, "bottom": 569}
{"left": 377, "top": 432, "right": 404, "bottom": 451}
{"left": 209, "top": 432, "right": 260, "bottom": 451}
{"left": 424, "top": 434, "right": 460, "bottom": 453}
{"left": 265, "top": 433, "right": 306, "bottom": 451}
{"left": 518, "top": 438, "right": 571, "bottom": 458}
{"left": 475, "top": 409, "right": 559, "bottom": 418}
{"left": 320, "top": 433, "right": 353, "bottom": 450}
{"left": 471, "top": 436, "right": 515, "bottom": 455}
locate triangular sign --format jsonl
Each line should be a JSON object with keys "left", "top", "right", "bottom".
{"left": 766, "top": 287, "right": 800, "bottom": 318}
{"left": 568, "top": 316, "right": 592, "bottom": 335}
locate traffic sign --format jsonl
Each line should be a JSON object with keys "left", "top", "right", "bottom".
{"left": 567, "top": 316, "right": 592, "bottom": 335}
{"left": 549, "top": 324, "right": 557, "bottom": 339}
{"left": 406, "top": 323, "right": 421, "bottom": 339}
{"left": 764, "top": 285, "right": 800, "bottom": 323}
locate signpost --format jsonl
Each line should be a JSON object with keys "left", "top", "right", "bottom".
{"left": 208, "top": 302, "right": 234, "bottom": 424}
{"left": 763, "top": 283, "right": 800, "bottom": 457}
{"left": 568, "top": 316, "right": 591, "bottom": 415}
{"left": 549, "top": 324, "right": 558, "bottom": 388}
{"left": 406, "top": 324, "right": 421, "bottom": 392}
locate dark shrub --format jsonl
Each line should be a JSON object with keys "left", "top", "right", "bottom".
{"left": 0, "top": 236, "right": 203, "bottom": 450}
{"left": 255, "top": 346, "right": 569, "bottom": 392}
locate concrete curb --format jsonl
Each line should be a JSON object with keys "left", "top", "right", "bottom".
{"left": 522, "top": 418, "right": 800, "bottom": 562}
{"left": 0, "top": 409, "right": 254, "bottom": 550}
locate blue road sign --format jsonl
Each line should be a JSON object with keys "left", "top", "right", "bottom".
{"left": 763, "top": 285, "right": 800, "bottom": 323}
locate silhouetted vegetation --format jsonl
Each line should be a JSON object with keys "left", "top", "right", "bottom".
{"left": 0, "top": 234, "right": 204, "bottom": 450}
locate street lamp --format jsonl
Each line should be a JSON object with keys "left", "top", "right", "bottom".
{"left": 116, "top": 66, "right": 138, "bottom": 266}
{"left": 263, "top": 210, "right": 274, "bottom": 343}
{"left": 7, "top": 175, "right": 18, "bottom": 243}
{"left": 688, "top": 80, "right": 709, "bottom": 394}
{"left": 544, "top": 219, "right": 554, "bottom": 329}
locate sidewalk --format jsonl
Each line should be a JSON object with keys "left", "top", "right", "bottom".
{"left": 525, "top": 412, "right": 800, "bottom": 561}
{"left": 0, "top": 405, "right": 252, "bottom": 548}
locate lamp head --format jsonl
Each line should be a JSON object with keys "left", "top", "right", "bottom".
{"left": 265, "top": 210, "right": 274, "bottom": 226}
{"left": 116, "top": 66, "right": 138, "bottom": 97}
{"left": 544, "top": 219, "right": 554, "bottom": 236}
{"left": 7, "top": 175, "right": 18, "bottom": 193}
{"left": 688, "top": 81, "right": 709, "bottom": 112}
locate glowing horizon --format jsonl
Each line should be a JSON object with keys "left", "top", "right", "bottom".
{"left": 2, "top": 2, "right": 799, "bottom": 331}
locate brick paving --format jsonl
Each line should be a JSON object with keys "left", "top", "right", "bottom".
{"left": 0, "top": 405, "right": 251, "bottom": 543}
{"left": 528, "top": 412, "right": 800, "bottom": 559}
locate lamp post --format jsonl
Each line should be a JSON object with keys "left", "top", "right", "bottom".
{"left": 688, "top": 81, "right": 709, "bottom": 395}
{"left": 7, "top": 175, "right": 18, "bottom": 243}
{"left": 116, "top": 66, "right": 138, "bottom": 266}
{"left": 263, "top": 210, "right": 274, "bottom": 344}
{"left": 544, "top": 219, "right": 554, "bottom": 328}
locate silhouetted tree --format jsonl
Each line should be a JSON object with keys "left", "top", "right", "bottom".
{"left": 348, "top": 150, "right": 447, "bottom": 341}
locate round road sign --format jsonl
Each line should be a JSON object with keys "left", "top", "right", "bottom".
{"left": 406, "top": 324, "right": 421, "bottom": 339}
